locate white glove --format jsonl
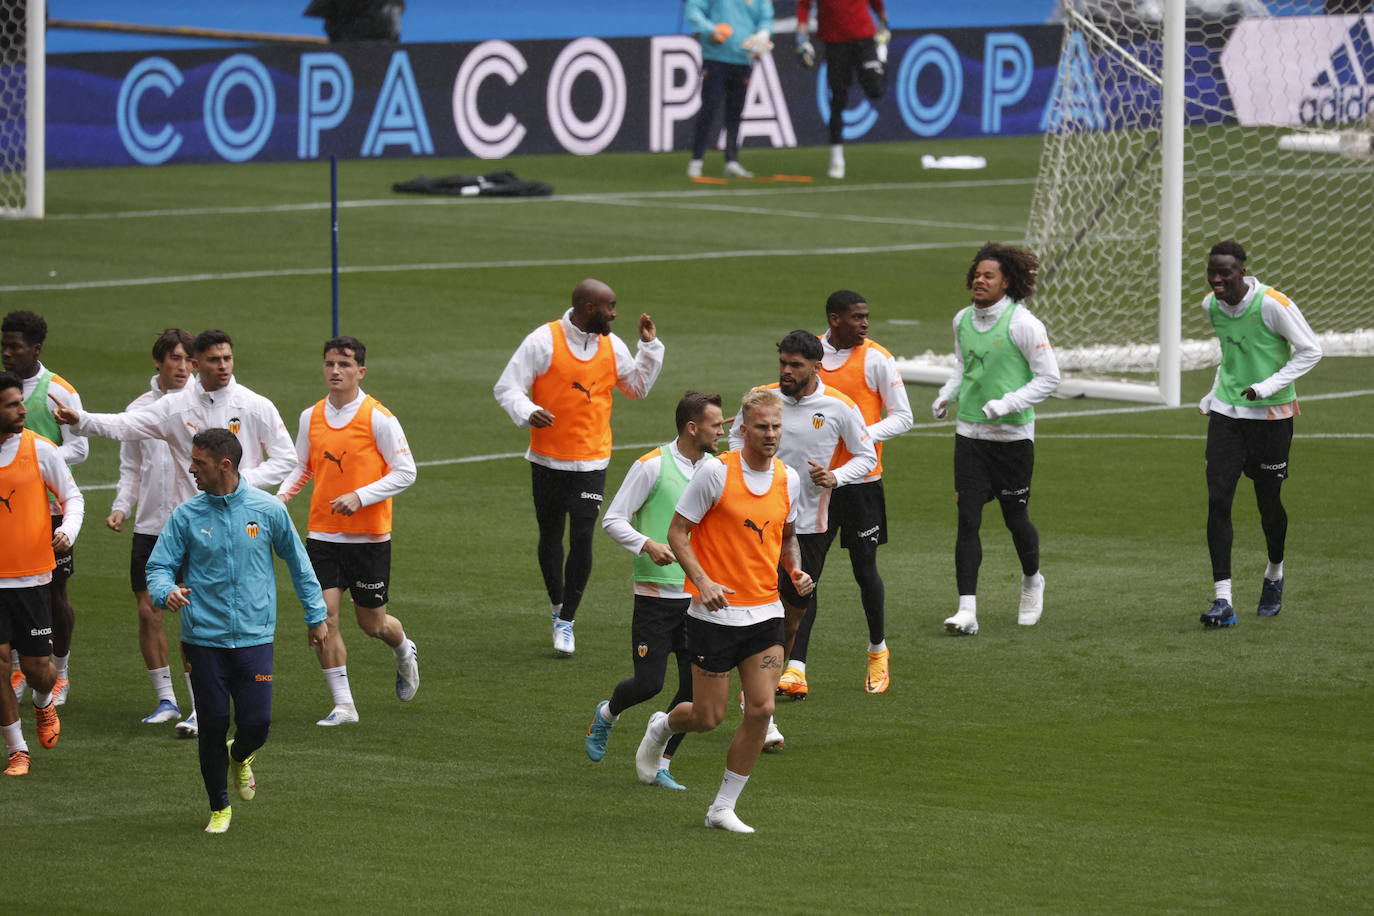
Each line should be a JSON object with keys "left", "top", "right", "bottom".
{"left": 932, "top": 397, "right": 949, "bottom": 420}
{"left": 742, "top": 30, "right": 773, "bottom": 59}
{"left": 796, "top": 37, "right": 816, "bottom": 69}
{"left": 982, "top": 398, "right": 1008, "bottom": 420}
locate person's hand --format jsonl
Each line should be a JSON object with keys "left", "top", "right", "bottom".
{"left": 106, "top": 510, "right": 125, "bottom": 532}
{"left": 790, "top": 568, "right": 815, "bottom": 597}
{"left": 308, "top": 621, "right": 329, "bottom": 648}
{"left": 165, "top": 587, "right": 191, "bottom": 611}
{"left": 696, "top": 579, "right": 735, "bottom": 611}
{"left": 1242, "top": 386, "right": 1259, "bottom": 401}
{"left": 796, "top": 36, "right": 816, "bottom": 68}
{"left": 932, "top": 397, "right": 948, "bottom": 420}
{"left": 643, "top": 540, "right": 677, "bottom": 566}
{"left": 639, "top": 313, "right": 657, "bottom": 343}
{"left": 49, "top": 395, "right": 78, "bottom": 426}
{"left": 528, "top": 408, "right": 555, "bottom": 428}
{"left": 277, "top": 491, "right": 292, "bottom": 503}
{"left": 742, "top": 30, "right": 773, "bottom": 58}
{"left": 330, "top": 492, "right": 362, "bottom": 516}
{"left": 51, "top": 530, "right": 71, "bottom": 552}
{"left": 982, "top": 398, "right": 1008, "bottom": 420}
{"left": 807, "top": 460, "right": 837, "bottom": 489}
{"left": 711, "top": 22, "right": 733, "bottom": 44}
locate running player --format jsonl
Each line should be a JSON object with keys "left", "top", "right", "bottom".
{"left": 1196, "top": 240, "right": 1322, "bottom": 627}
{"left": 106, "top": 328, "right": 198, "bottom": 728}
{"left": 586, "top": 391, "right": 724, "bottom": 788}
{"left": 0, "top": 371, "right": 82, "bottom": 776}
{"left": 933, "top": 242, "right": 1061, "bottom": 635}
{"left": 729, "top": 330, "right": 875, "bottom": 720}
{"left": 493, "top": 279, "right": 664, "bottom": 656}
{"left": 795, "top": 0, "right": 890, "bottom": 179}
{"left": 278, "top": 336, "right": 419, "bottom": 725}
{"left": 3, "top": 310, "right": 87, "bottom": 709}
{"left": 635, "top": 388, "right": 811, "bottom": 833}
{"left": 147, "top": 429, "right": 327, "bottom": 833}
{"left": 817, "top": 290, "right": 912, "bottom": 692}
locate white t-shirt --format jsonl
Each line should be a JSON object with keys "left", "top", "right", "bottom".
{"left": 675, "top": 454, "right": 801, "bottom": 627}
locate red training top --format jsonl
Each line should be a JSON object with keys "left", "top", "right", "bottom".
{"left": 796, "top": 0, "right": 885, "bottom": 44}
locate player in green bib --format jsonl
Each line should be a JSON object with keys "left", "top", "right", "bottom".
{"left": 1197, "top": 240, "right": 1322, "bottom": 628}
{"left": 584, "top": 392, "right": 724, "bottom": 789}
{"left": 2, "top": 311, "right": 88, "bottom": 706}
{"left": 933, "top": 244, "right": 1061, "bottom": 636}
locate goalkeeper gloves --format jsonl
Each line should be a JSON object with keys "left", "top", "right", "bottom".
{"left": 874, "top": 28, "right": 891, "bottom": 64}
{"left": 796, "top": 34, "right": 816, "bottom": 69}
{"left": 742, "top": 30, "right": 773, "bottom": 59}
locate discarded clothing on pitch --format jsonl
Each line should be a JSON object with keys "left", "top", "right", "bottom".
{"left": 392, "top": 171, "right": 554, "bottom": 198}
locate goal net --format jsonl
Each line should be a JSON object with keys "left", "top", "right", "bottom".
{"left": 1, "top": 0, "right": 43, "bottom": 218}
{"left": 1019, "top": 0, "right": 1374, "bottom": 403}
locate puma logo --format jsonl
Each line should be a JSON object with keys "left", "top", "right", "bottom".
{"left": 0, "top": 489, "right": 14, "bottom": 513}
{"left": 571, "top": 381, "right": 593, "bottom": 402}
{"left": 743, "top": 518, "right": 770, "bottom": 543}
{"left": 966, "top": 348, "right": 988, "bottom": 369}
{"left": 323, "top": 450, "right": 345, "bottom": 473}
{"left": 1225, "top": 335, "right": 1247, "bottom": 355}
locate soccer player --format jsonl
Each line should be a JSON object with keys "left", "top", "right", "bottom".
{"left": 146, "top": 429, "right": 328, "bottom": 834}
{"left": 1196, "top": 240, "right": 1322, "bottom": 627}
{"left": 493, "top": 279, "right": 664, "bottom": 656}
{"left": 0, "top": 371, "right": 82, "bottom": 776}
{"left": 683, "top": 0, "right": 775, "bottom": 179}
{"left": 635, "top": 389, "right": 811, "bottom": 833}
{"left": 795, "top": 0, "right": 890, "bottom": 179}
{"left": 586, "top": 391, "right": 725, "bottom": 788}
{"left": 106, "top": 328, "right": 198, "bottom": 728}
{"left": 278, "top": 336, "right": 419, "bottom": 725}
{"left": 729, "top": 330, "right": 875, "bottom": 718}
{"left": 3, "top": 310, "right": 87, "bottom": 709}
{"left": 932, "top": 242, "right": 1061, "bottom": 636}
{"left": 817, "top": 290, "right": 912, "bottom": 693}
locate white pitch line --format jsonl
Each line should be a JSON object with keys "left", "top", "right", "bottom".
{"left": 43, "top": 177, "right": 1038, "bottom": 222}
{"left": 74, "top": 389, "right": 1372, "bottom": 490}
{"left": 0, "top": 239, "right": 989, "bottom": 293}
{"left": 580, "top": 196, "right": 1022, "bottom": 232}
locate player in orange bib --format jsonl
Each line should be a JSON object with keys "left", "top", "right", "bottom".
{"left": 494, "top": 279, "right": 664, "bottom": 657}
{"left": 634, "top": 389, "right": 812, "bottom": 834}
{"left": 278, "top": 337, "right": 419, "bottom": 726}
{"left": 0, "top": 371, "right": 84, "bottom": 776}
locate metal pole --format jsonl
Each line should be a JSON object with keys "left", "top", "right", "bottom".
{"left": 1157, "top": 0, "right": 1184, "bottom": 407}
{"left": 27, "top": 0, "right": 46, "bottom": 218}
{"left": 331, "top": 155, "right": 340, "bottom": 337}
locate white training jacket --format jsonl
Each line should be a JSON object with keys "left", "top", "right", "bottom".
{"left": 111, "top": 376, "right": 185, "bottom": 536}
{"left": 602, "top": 439, "right": 710, "bottom": 599}
{"left": 934, "top": 297, "right": 1062, "bottom": 443}
{"left": 0, "top": 431, "right": 84, "bottom": 589}
{"left": 277, "top": 388, "right": 418, "bottom": 544}
{"left": 820, "top": 332, "right": 915, "bottom": 477}
{"left": 71, "top": 375, "right": 297, "bottom": 504}
{"left": 492, "top": 308, "right": 665, "bottom": 471}
{"left": 728, "top": 382, "right": 876, "bottom": 535}
{"left": 1197, "top": 276, "right": 1323, "bottom": 421}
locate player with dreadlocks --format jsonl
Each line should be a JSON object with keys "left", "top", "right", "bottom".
{"left": 932, "top": 243, "right": 1061, "bottom": 636}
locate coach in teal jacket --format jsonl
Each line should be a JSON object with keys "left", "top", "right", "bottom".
{"left": 146, "top": 427, "right": 327, "bottom": 833}
{"left": 685, "top": 0, "right": 775, "bottom": 67}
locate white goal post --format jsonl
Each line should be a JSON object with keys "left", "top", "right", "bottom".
{"left": 1, "top": 0, "right": 43, "bottom": 218}
{"left": 899, "top": 0, "right": 1374, "bottom": 404}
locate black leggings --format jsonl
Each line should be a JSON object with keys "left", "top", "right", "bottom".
{"left": 956, "top": 495, "right": 1039, "bottom": 596}
{"left": 1208, "top": 476, "right": 1286, "bottom": 581}
{"left": 535, "top": 509, "right": 597, "bottom": 621}
{"left": 692, "top": 61, "right": 751, "bottom": 161}
{"left": 609, "top": 646, "right": 692, "bottom": 758}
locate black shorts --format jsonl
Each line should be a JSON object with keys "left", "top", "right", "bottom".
{"left": 954, "top": 435, "right": 1035, "bottom": 506}
{"left": 51, "top": 514, "right": 73, "bottom": 583}
{"left": 827, "top": 479, "right": 888, "bottom": 552}
{"left": 685, "top": 615, "right": 785, "bottom": 674}
{"left": 130, "top": 532, "right": 159, "bottom": 593}
{"left": 307, "top": 539, "right": 392, "bottom": 608}
{"left": 1206, "top": 413, "right": 1293, "bottom": 484}
{"left": 0, "top": 585, "right": 54, "bottom": 657}
{"left": 826, "top": 37, "right": 886, "bottom": 100}
{"left": 778, "top": 532, "right": 834, "bottom": 607}
{"left": 531, "top": 463, "right": 606, "bottom": 520}
{"left": 630, "top": 594, "right": 690, "bottom": 661}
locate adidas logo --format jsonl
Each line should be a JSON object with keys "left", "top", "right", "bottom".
{"left": 1301, "top": 17, "right": 1373, "bottom": 126}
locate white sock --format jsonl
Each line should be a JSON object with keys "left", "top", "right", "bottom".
{"left": 9, "top": 649, "right": 17, "bottom": 672}
{"left": 868, "top": 640, "right": 887, "bottom": 653}
{"left": 1214, "top": 579, "right": 1233, "bottom": 601}
{"left": 1023, "top": 572, "right": 1043, "bottom": 589}
{"left": 830, "top": 144, "right": 844, "bottom": 162}
{"left": 2, "top": 720, "right": 25, "bottom": 754}
{"left": 958, "top": 595, "right": 977, "bottom": 613}
{"left": 599, "top": 704, "right": 618, "bottom": 725}
{"left": 550, "top": 602, "right": 562, "bottom": 618}
{"left": 712, "top": 768, "right": 749, "bottom": 811}
{"left": 322, "top": 666, "right": 355, "bottom": 708}
{"left": 391, "top": 633, "right": 411, "bottom": 662}
{"left": 1266, "top": 561, "right": 1284, "bottom": 581}
{"left": 659, "top": 755, "right": 672, "bottom": 771}
{"left": 53, "top": 654, "right": 69, "bottom": 679}
{"left": 31, "top": 691, "right": 53, "bottom": 709}
{"left": 184, "top": 671, "right": 196, "bottom": 714}
{"left": 148, "top": 666, "right": 176, "bottom": 703}
{"left": 649, "top": 713, "right": 675, "bottom": 743}
{"left": 786, "top": 660, "right": 807, "bottom": 675}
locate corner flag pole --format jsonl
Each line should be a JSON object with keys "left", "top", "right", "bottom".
{"left": 330, "top": 155, "right": 340, "bottom": 337}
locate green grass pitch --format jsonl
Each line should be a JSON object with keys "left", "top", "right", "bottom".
{"left": 1, "top": 135, "right": 1371, "bottom": 912}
